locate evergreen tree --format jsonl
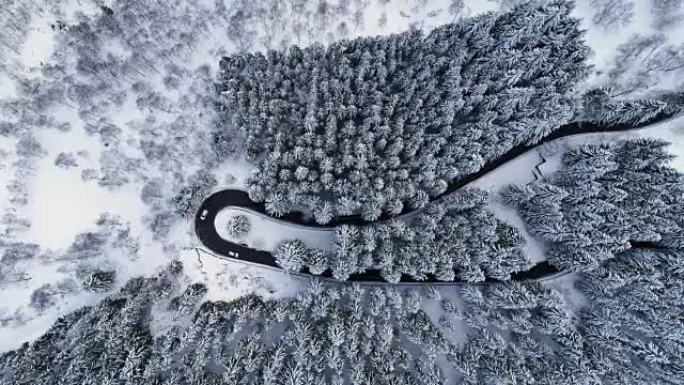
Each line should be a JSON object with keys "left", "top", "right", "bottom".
{"left": 226, "top": 214, "right": 251, "bottom": 239}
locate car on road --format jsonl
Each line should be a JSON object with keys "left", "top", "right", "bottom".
{"left": 200, "top": 209, "right": 208, "bottom": 220}
{"left": 228, "top": 251, "right": 239, "bottom": 258}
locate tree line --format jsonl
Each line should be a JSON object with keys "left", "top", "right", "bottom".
{"left": 4, "top": 246, "right": 682, "bottom": 385}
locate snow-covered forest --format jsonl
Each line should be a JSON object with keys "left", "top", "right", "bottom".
{"left": 1, "top": 0, "right": 684, "bottom": 383}
{"left": 274, "top": 188, "right": 530, "bottom": 282}
{"left": 504, "top": 138, "right": 684, "bottom": 270}
{"left": 2, "top": 251, "right": 682, "bottom": 384}
{"left": 217, "top": 0, "right": 593, "bottom": 222}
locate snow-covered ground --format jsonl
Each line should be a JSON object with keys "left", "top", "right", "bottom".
{"left": 214, "top": 207, "right": 334, "bottom": 252}
{"left": 20, "top": 126, "right": 143, "bottom": 249}
{"left": 573, "top": 0, "right": 684, "bottom": 96}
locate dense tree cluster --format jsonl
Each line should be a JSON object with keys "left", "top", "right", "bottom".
{"left": 0, "top": 267, "right": 449, "bottom": 385}
{"left": 460, "top": 281, "right": 571, "bottom": 335}
{"left": 444, "top": 248, "right": 684, "bottom": 385}
{"left": 275, "top": 189, "right": 530, "bottom": 282}
{"left": 503, "top": 138, "right": 684, "bottom": 271}
{"left": 5, "top": 247, "right": 682, "bottom": 384}
{"left": 576, "top": 249, "right": 684, "bottom": 384}
{"left": 445, "top": 284, "right": 578, "bottom": 384}
{"left": 216, "top": 0, "right": 591, "bottom": 222}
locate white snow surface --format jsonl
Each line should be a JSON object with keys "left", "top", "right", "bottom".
{"left": 19, "top": 14, "right": 55, "bottom": 74}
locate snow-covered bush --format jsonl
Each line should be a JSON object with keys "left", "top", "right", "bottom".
{"left": 590, "top": 0, "right": 634, "bottom": 29}
{"left": 54, "top": 152, "right": 78, "bottom": 169}
{"left": 226, "top": 214, "right": 251, "bottom": 239}
{"left": 652, "top": 0, "right": 684, "bottom": 28}
{"left": 171, "top": 170, "right": 217, "bottom": 218}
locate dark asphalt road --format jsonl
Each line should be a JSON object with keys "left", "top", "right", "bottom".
{"left": 195, "top": 189, "right": 561, "bottom": 282}
{"left": 195, "top": 113, "right": 676, "bottom": 283}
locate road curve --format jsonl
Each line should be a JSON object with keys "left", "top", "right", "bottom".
{"left": 206, "top": 113, "right": 682, "bottom": 229}
{"left": 195, "top": 112, "right": 682, "bottom": 283}
{"left": 195, "top": 190, "right": 562, "bottom": 283}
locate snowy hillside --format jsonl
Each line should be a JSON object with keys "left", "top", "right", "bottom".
{"left": 0, "top": 1, "right": 683, "bottom": 378}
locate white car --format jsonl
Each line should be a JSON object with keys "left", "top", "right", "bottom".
{"left": 228, "top": 251, "right": 239, "bottom": 258}
{"left": 199, "top": 209, "right": 208, "bottom": 220}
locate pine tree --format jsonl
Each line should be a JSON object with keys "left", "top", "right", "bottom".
{"left": 274, "top": 240, "right": 307, "bottom": 272}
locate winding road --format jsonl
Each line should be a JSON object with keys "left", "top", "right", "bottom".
{"left": 195, "top": 112, "right": 682, "bottom": 284}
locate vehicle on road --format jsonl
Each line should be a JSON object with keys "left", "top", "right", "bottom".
{"left": 200, "top": 209, "right": 208, "bottom": 221}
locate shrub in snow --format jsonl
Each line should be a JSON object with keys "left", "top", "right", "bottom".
{"left": 1, "top": 242, "right": 40, "bottom": 263}
{"left": 15, "top": 135, "right": 45, "bottom": 158}
{"left": 226, "top": 214, "right": 250, "bottom": 239}
{"left": 80, "top": 270, "right": 116, "bottom": 292}
{"left": 54, "top": 152, "right": 78, "bottom": 169}
{"left": 590, "top": 0, "right": 634, "bottom": 29}
{"left": 652, "top": 0, "right": 684, "bottom": 28}
{"left": 171, "top": 170, "right": 217, "bottom": 218}
{"left": 29, "top": 281, "right": 75, "bottom": 312}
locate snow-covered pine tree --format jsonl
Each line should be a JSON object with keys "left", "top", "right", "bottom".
{"left": 505, "top": 138, "right": 684, "bottom": 271}
{"left": 226, "top": 214, "right": 251, "bottom": 239}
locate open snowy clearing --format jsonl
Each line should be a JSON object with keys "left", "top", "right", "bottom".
{"left": 214, "top": 207, "right": 335, "bottom": 252}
